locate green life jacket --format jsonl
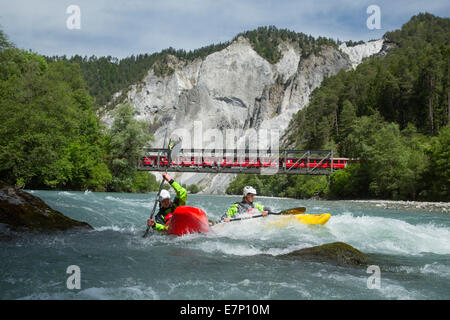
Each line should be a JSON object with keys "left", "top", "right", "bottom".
{"left": 222, "top": 200, "right": 267, "bottom": 220}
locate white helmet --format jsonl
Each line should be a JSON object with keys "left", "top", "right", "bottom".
{"left": 159, "top": 189, "right": 171, "bottom": 201}
{"left": 243, "top": 186, "right": 257, "bottom": 197}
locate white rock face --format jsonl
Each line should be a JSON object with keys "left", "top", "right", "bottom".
{"left": 104, "top": 37, "right": 385, "bottom": 194}
{"left": 275, "top": 43, "right": 300, "bottom": 81}
{"left": 198, "top": 37, "right": 274, "bottom": 113}
{"left": 338, "top": 39, "right": 384, "bottom": 69}
{"left": 259, "top": 46, "right": 351, "bottom": 132}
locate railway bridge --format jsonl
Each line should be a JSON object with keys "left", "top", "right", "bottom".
{"left": 137, "top": 148, "right": 353, "bottom": 175}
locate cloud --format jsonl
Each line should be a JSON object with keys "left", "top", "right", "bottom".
{"left": 0, "top": 0, "right": 448, "bottom": 58}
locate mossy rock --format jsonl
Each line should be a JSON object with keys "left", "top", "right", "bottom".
{"left": 0, "top": 182, "right": 93, "bottom": 233}
{"left": 280, "top": 242, "right": 368, "bottom": 266}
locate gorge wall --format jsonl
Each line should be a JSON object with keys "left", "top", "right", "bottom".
{"left": 104, "top": 37, "right": 384, "bottom": 194}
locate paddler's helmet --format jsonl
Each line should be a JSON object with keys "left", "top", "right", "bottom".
{"left": 243, "top": 186, "right": 257, "bottom": 197}
{"left": 159, "top": 189, "right": 171, "bottom": 201}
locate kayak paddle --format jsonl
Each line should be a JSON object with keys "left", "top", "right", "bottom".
{"left": 209, "top": 207, "right": 306, "bottom": 226}
{"left": 143, "top": 137, "right": 182, "bottom": 238}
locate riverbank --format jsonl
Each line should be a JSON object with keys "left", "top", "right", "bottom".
{"left": 347, "top": 199, "right": 450, "bottom": 213}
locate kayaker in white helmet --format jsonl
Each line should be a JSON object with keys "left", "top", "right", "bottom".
{"left": 221, "top": 186, "right": 271, "bottom": 222}
{"left": 147, "top": 172, "right": 188, "bottom": 231}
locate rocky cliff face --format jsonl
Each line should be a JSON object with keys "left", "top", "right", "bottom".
{"left": 104, "top": 36, "right": 384, "bottom": 193}
{"left": 338, "top": 39, "right": 384, "bottom": 69}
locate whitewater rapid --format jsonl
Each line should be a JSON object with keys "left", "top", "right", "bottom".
{"left": 1, "top": 191, "right": 449, "bottom": 300}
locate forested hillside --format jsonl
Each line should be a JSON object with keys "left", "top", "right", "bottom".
{"left": 229, "top": 13, "right": 450, "bottom": 201}
{"left": 45, "top": 26, "right": 339, "bottom": 108}
{"left": 45, "top": 42, "right": 231, "bottom": 106}
{"left": 236, "top": 25, "right": 338, "bottom": 63}
{"left": 0, "top": 29, "right": 158, "bottom": 192}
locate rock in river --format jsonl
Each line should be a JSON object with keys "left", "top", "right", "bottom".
{"left": 0, "top": 182, "right": 92, "bottom": 234}
{"left": 281, "top": 242, "right": 368, "bottom": 266}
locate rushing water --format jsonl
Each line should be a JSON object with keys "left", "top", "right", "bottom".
{"left": 1, "top": 190, "right": 449, "bottom": 300}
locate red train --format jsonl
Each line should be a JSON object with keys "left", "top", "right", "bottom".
{"left": 140, "top": 156, "right": 351, "bottom": 170}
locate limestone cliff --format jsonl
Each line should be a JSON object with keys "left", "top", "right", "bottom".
{"left": 103, "top": 36, "right": 384, "bottom": 193}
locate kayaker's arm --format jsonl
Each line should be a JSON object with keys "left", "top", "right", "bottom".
{"left": 148, "top": 212, "right": 169, "bottom": 232}
{"left": 254, "top": 203, "right": 265, "bottom": 212}
{"left": 153, "top": 222, "right": 169, "bottom": 232}
{"left": 164, "top": 174, "right": 187, "bottom": 207}
{"left": 254, "top": 202, "right": 271, "bottom": 216}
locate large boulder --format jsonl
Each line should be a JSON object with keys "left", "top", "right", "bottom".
{"left": 280, "top": 242, "right": 368, "bottom": 266}
{"left": 0, "top": 182, "right": 92, "bottom": 233}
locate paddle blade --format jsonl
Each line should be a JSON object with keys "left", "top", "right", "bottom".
{"left": 277, "top": 207, "right": 306, "bottom": 215}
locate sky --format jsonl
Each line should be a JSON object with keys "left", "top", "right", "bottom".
{"left": 0, "top": 0, "right": 449, "bottom": 59}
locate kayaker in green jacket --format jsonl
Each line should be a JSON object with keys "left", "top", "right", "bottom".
{"left": 221, "top": 186, "right": 271, "bottom": 222}
{"left": 147, "top": 173, "right": 187, "bottom": 232}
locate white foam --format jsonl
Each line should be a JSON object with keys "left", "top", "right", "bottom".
{"left": 326, "top": 214, "right": 450, "bottom": 256}
{"left": 192, "top": 241, "right": 263, "bottom": 256}
{"left": 104, "top": 196, "right": 145, "bottom": 207}
{"left": 94, "top": 225, "right": 138, "bottom": 234}
{"left": 378, "top": 281, "right": 424, "bottom": 300}
{"left": 79, "top": 286, "right": 159, "bottom": 300}
{"left": 57, "top": 191, "right": 77, "bottom": 197}
{"left": 192, "top": 212, "right": 450, "bottom": 258}
{"left": 421, "top": 263, "right": 450, "bottom": 279}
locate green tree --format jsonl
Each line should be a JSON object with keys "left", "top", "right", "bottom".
{"left": 130, "top": 172, "right": 159, "bottom": 193}
{"left": 329, "top": 164, "right": 362, "bottom": 199}
{"left": 337, "top": 100, "right": 357, "bottom": 155}
{"left": 107, "top": 103, "right": 153, "bottom": 192}
{"left": 187, "top": 184, "right": 201, "bottom": 194}
{"left": 424, "top": 126, "right": 450, "bottom": 200}
{"left": 0, "top": 45, "right": 111, "bottom": 190}
{"left": 0, "top": 29, "right": 11, "bottom": 50}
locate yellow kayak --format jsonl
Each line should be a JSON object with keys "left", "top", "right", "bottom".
{"left": 265, "top": 213, "right": 331, "bottom": 227}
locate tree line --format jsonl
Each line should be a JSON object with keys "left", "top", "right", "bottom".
{"left": 0, "top": 29, "right": 159, "bottom": 192}
{"left": 44, "top": 26, "right": 340, "bottom": 108}
{"left": 229, "top": 13, "right": 450, "bottom": 201}
{"left": 45, "top": 42, "right": 231, "bottom": 107}
{"left": 237, "top": 25, "right": 338, "bottom": 63}
{"left": 0, "top": 28, "right": 225, "bottom": 194}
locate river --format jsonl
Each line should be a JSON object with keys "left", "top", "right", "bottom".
{"left": 1, "top": 190, "right": 449, "bottom": 300}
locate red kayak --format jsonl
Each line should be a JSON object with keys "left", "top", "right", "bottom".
{"left": 167, "top": 206, "right": 210, "bottom": 236}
